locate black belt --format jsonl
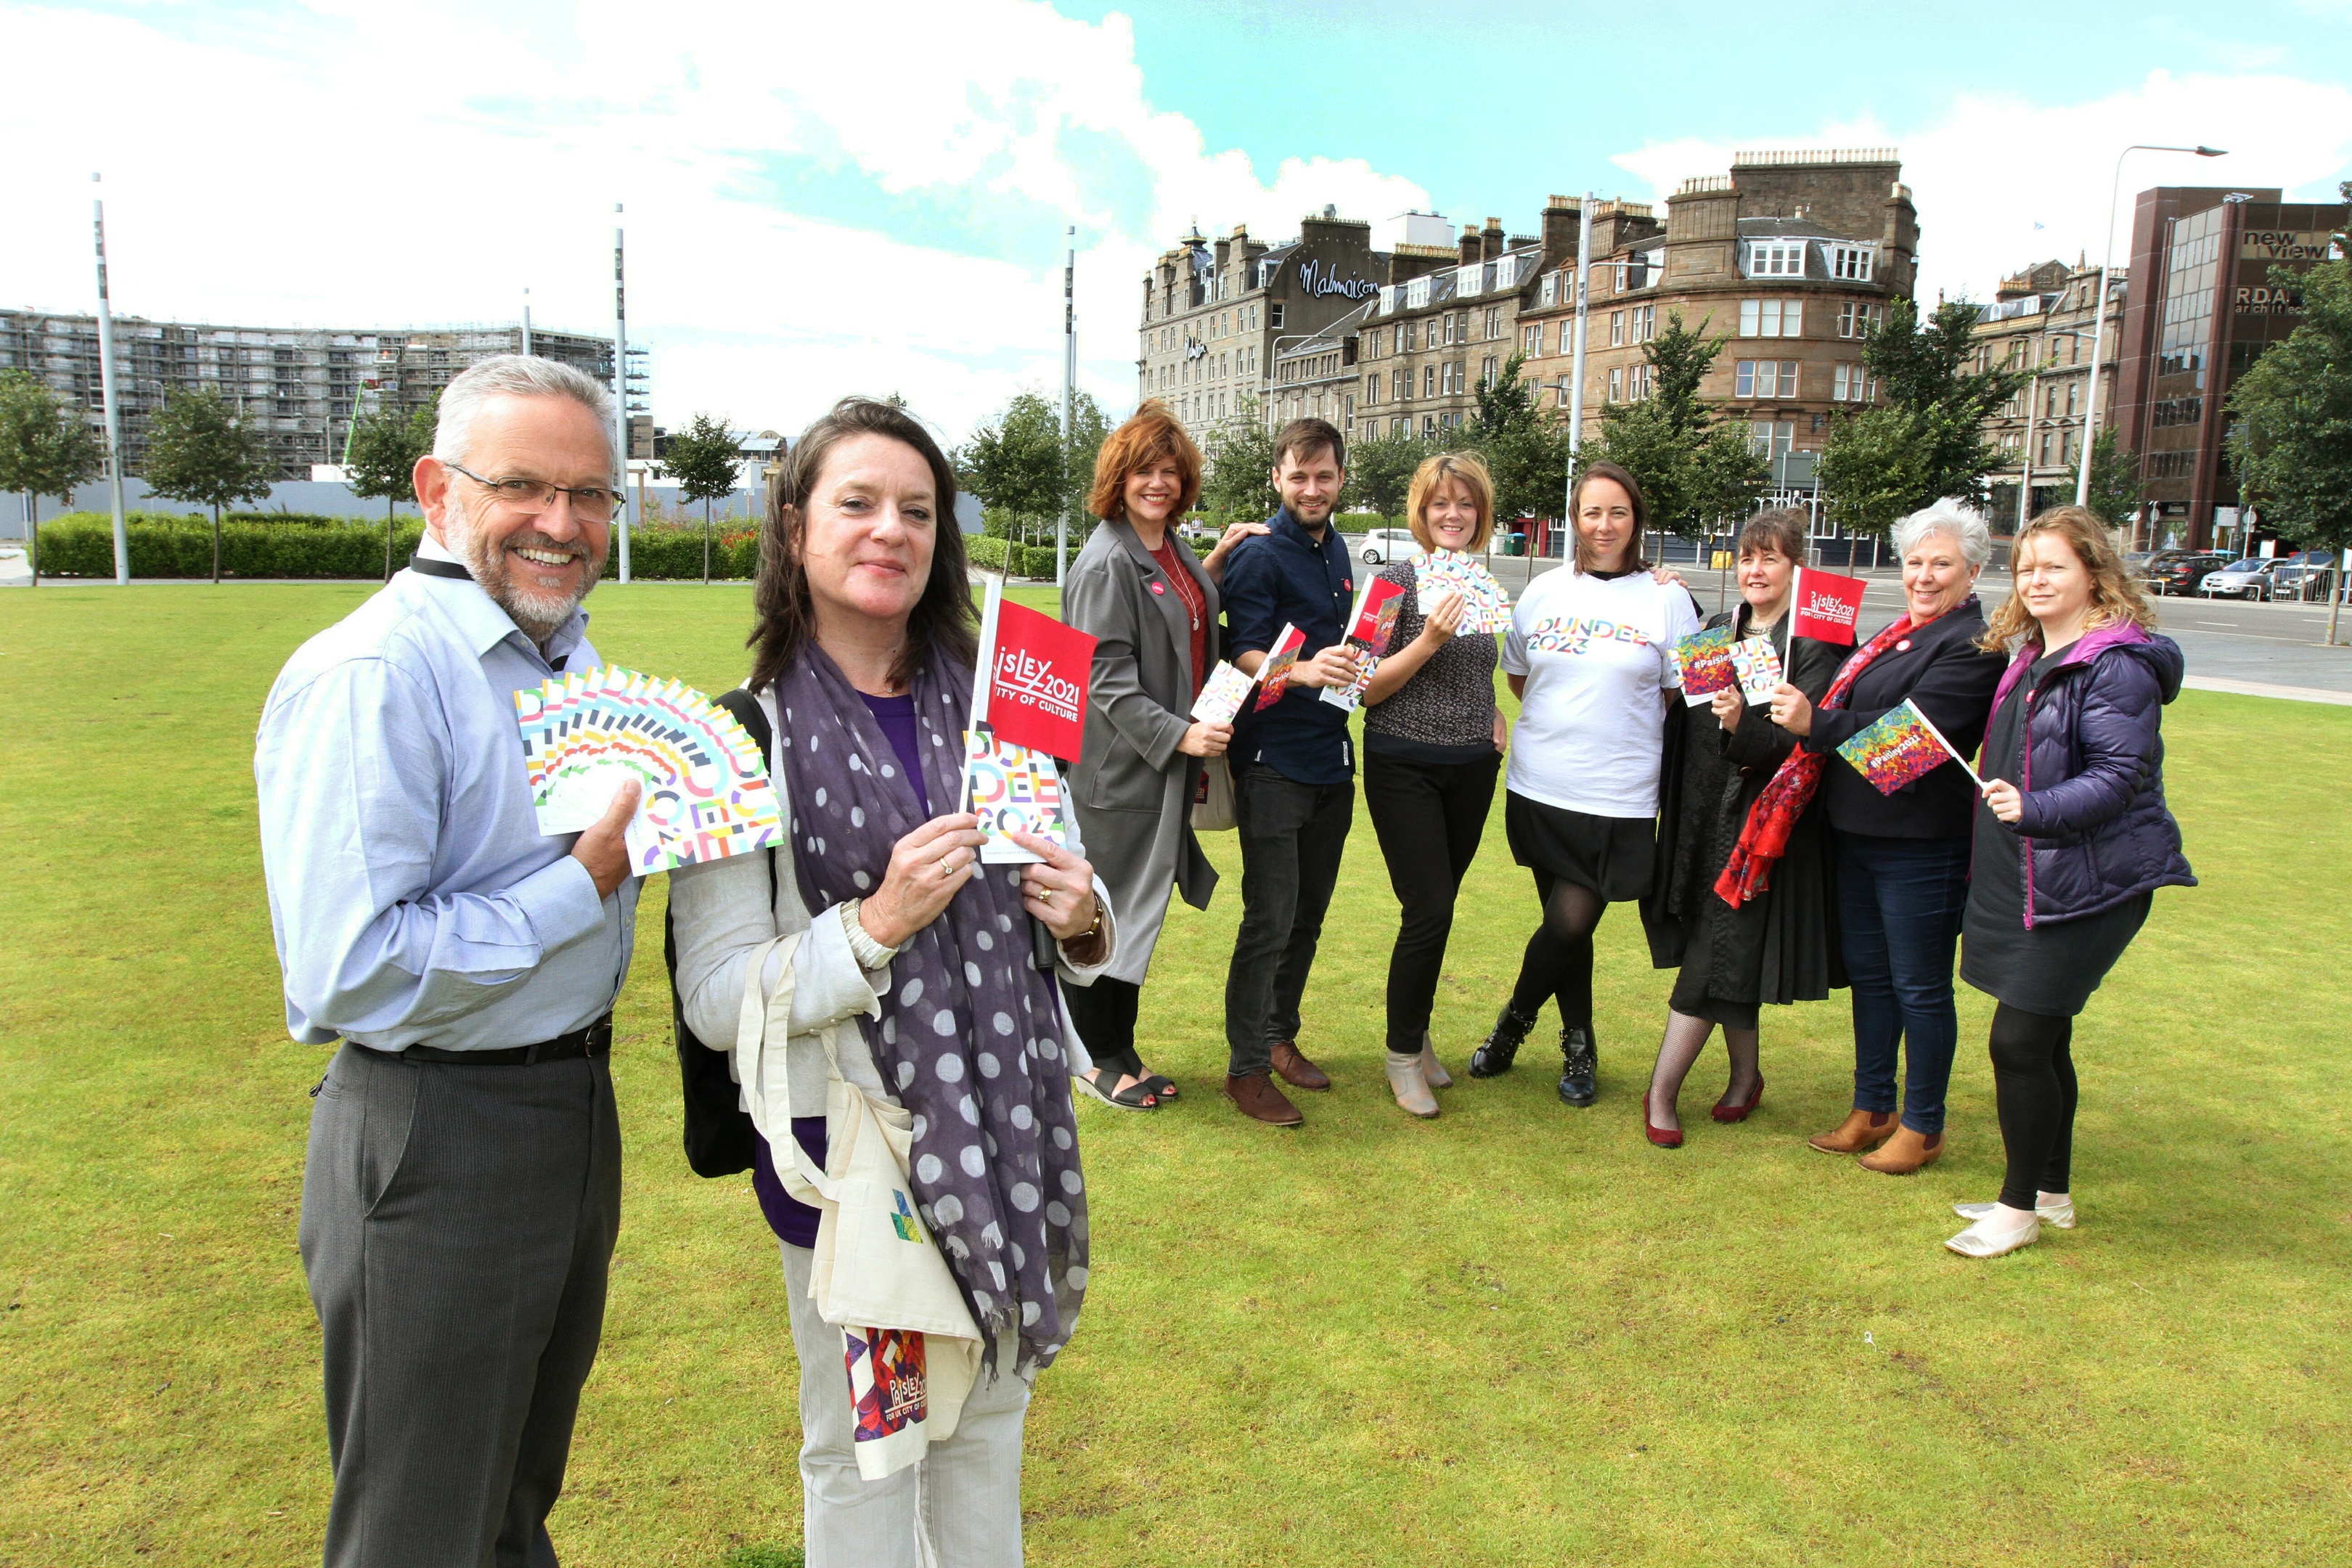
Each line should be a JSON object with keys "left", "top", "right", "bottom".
{"left": 396, "top": 1016, "right": 612, "bottom": 1066}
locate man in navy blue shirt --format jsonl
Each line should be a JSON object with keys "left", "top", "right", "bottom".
{"left": 1218, "top": 418, "right": 1363, "bottom": 1125}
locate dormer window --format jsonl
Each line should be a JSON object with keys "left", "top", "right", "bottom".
{"left": 1746, "top": 241, "right": 1807, "bottom": 278}
{"left": 1406, "top": 276, "right": 1432, "bottom": 309}
{"left": 1826, "top": 243, "right": 1876, "bottom": 282}
{"left": 1456, "top": 263, "right": 1485, "bottom": 296}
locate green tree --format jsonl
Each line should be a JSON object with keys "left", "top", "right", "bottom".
{"left": 1583, "top": 309, "right": 1762, "bottom": 544}
{"left": 663, "top": 412, "right": 742, "bottom": 584}
{"left": 1199, "top": 396, "right": 1277, "bottom": 522}
{"left": 2070, "top": 428, "right": 2146, "bottom": 530}
{"left": 344, "top": 395, "right": 436, "bottom": 581}
{"left": 2227, "top": 248, "right": 2352, "bottom": 639}
{"left": 960, "top": 391, "right": 1065, "bottom": 551}
{"left": 1060, "top": 390, "right": 1109, "bottom": 523}
{"left": 1687, "top": 421, "right": 1772, "bottom": 540}
{"left": 1468, "top": 353, "right": 1573, "bottom": 528}
{"left": 142, "top": 386, "right": 272, "bottom": 583}
{"left": 1343, "top": 426, "right": 1431, "bottom": 518}
{"left": 0, "top": 370, "right": 105, "bottom": 584}
{"left": 1818, "top": 297, "right": 2028, "bottom": 537}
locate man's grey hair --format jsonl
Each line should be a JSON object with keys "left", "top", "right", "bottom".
{"left": 1892, "top": 497, "right": 1993, "bottom": 567}
{"left": 432, "top": 354, "right": 615, "bottom": 470}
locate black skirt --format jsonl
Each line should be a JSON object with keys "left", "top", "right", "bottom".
{"left": 1506, "top": 791, "right": 1656, "bottom": 903}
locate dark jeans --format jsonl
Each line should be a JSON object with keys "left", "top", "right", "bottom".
{"left": 1837, "top": 830, "right": 1970, "bottom": 1135}
{"left": 1364, "top": 750, "right": 1498, "bottom": 1052}
{"left": 1225, "top": 762, "right": 1354, "bottom": 1077}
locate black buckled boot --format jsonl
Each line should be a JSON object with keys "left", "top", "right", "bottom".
{"left": 1556, "top": 1026, "right": 1598, "bottom": 1106}
{"left": 1469, "top": 1003, "right": 1539, "bottom": 1078}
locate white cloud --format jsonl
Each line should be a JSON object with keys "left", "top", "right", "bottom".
{"left": 1611, "top": 71, "right": 2352, "bottom": 307}
{"left": 0, "top": 0, "right": 1428, "bottom": 444}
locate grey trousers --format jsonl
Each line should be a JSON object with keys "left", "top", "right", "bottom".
{"left": 781, "top": 1244, "right": 1033, "bottom": 1567}
{"left": 299, "top": 1042, "right": 622, "bottom": 1568}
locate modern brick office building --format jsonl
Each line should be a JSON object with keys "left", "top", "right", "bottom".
{"left": 2104, "top": 187, "right": 2348, "bottom": 550}
{"left": 0, "top": 309, "right": 622, "bottom": 481}
{"left": 1135, "top": 210, "right": 1388, "bottom": 449}
{"left": 1967, "top": 259, "right": 2128, "bottom": 531}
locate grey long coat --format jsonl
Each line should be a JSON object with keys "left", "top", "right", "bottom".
{"left": 1063, "top": 518, "right": 1221, "bottom": 984}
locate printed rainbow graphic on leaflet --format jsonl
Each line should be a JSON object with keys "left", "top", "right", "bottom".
{"left": 1834, "top": 698, "right": 1979, "bottom": 796}
{"left": 514, "top": 667, "right": 784, "bottom": 875}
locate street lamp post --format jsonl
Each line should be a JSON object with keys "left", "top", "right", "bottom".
{"left": 2076, "top": 143, "right": 2226, "bottom": 509}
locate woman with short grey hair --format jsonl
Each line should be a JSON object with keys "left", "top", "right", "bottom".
{"left": 1764, "top": 498, "right": 2006, "bottom": 1177}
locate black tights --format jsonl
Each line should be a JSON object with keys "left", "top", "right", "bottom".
{"left": 1506, "top": 875, "right": 1608, "bottom": 1033}
{"left": 1987, "top": 1003, "right": 2077, "bottom": 1210}
{"left": 1060, "top": 976, "right": 1145, "bottom": 1079}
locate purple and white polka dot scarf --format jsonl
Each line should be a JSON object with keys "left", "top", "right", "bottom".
{"left": 772, "top": 642, "right": 1087, "bottom": 1376}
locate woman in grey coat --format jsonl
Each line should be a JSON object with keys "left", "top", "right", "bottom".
{"left": 1061, "top": 401, "right": 1263, "bottom": 1108}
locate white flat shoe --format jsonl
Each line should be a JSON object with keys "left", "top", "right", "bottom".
{"left": 1945, "top": 1213, "right": 2041, "bottom": 1258}
{"left": 1953, "top": 1198, "right": 2076, "bottom": 1229}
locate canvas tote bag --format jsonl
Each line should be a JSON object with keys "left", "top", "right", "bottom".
{"left": 1191, "top": 754, "right": 1237, "bottom": 832}
{"left": 735, "top": 936, "right": 984, "bottom": 1479}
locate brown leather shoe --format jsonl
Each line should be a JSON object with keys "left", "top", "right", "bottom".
{"left": 1223, "top": 1071, "right": 1302, "bottom": 1126}
{"left": 1808, "top": 1108, "right": 1899, "bottom": 1154}
{"left": 1858, "top": 1125, "right": 1944, "bottom": 1175}
{"left": 1269, "top": 1040, "right": 1331, "bottom": 1092}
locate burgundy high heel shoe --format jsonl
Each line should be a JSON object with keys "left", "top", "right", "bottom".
{"left": 1711, "top": 1079, "right": 1764, "bottom": 1124}
{"left": 1643, "top": 1086, "right": 1683, "bottom": 1148}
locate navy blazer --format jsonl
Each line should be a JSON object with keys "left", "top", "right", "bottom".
{"left": 1220, "top": 508, "right": 1357, "bottom": 785}
{"left": 1802, "top": 597, "right": 2007, "bottom": 840}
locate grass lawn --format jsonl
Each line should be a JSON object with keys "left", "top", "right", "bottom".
{"left": 1, "top": 581, "right": 2346, "bottom": 1566}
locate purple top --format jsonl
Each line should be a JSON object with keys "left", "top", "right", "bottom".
{"left": 751, "top": 692, "right": 932, "bottom": 1249}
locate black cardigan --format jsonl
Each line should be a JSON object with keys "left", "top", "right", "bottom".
{"left": 1801, "top": 597, "right": 2007, "bottom": 840}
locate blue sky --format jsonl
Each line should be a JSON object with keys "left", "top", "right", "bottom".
{"left": 1, "top": 0, "right": 2346, "bottom": 442}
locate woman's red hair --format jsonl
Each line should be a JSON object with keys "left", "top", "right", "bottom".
{"left": 1088, "top": 401, "right": 1203, "bottom": 522}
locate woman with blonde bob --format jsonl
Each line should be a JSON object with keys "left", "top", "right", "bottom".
{"left": 1945, "top": 506, "right": 2194, "bottom": 1257}
{"left": 1359, "top": 452, "right": 1508, "bottom": 1116}
{"left": 1059, "top": 401, "right": 1267, "bottom": 1108}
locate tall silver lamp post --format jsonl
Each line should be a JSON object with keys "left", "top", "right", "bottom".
{"left": 91, "top": 174, "right": 131, "bottom": 584}
{"left": 1058, "top": 224, "right": 1076, "bottom": 588}
{"left": 2075, "top": 144, "right": 2226, "bottom": 508}
{"left": 611, "top": 203, "right": 632, "bottom": 583}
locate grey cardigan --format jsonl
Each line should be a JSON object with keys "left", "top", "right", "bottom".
{"left": 1061, "top": 518, "right": 1221, "bottom": 984}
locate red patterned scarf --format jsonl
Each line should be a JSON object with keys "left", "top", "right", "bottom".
{"left": 1712, "top": 613, "right": 1916, "bottom": 907}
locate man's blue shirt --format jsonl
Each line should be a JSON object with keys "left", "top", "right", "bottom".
{"left": 1221, "top": 507, "right": 1357, "bottom": 785}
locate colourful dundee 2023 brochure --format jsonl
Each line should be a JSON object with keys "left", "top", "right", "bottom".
{"left": 1191, "top": 661, "right": 1256, "bottom": 725}
{"left": 960, "top": 730, "right": 1070, "bottom": 863}
{"left": 1731, "top": 637, "right": 1784, "bottom": 703}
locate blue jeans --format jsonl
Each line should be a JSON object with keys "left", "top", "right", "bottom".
{"left": 1836, "top": 832, "right": 1970, "bottom": 1135}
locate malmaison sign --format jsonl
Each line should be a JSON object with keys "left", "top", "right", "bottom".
{"left": 1295, "top": 258, "right": 1376, "bottom": 300}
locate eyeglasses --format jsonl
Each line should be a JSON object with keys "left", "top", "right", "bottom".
{"left": 444, "top": 462, "right": 624, "bottom": 523}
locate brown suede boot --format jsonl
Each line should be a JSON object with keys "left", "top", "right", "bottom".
{"left": 1858, "top": 1125, "right": 1945, "bottom": 1175}
{"left": 1808, "top": 1108, "right": 1899, "bottom": 1154}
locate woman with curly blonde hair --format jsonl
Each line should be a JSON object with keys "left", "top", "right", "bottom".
{"left": 1946, "top": 506, "right": 2195, "bottom": 1257}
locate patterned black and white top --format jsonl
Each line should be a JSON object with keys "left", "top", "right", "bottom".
{"left": 1361, "top": 559, "right": 1501, "bottom": 763}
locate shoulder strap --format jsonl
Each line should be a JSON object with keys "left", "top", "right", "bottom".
{"left": 716, "top": 687, "right": 780, "bottom": 907}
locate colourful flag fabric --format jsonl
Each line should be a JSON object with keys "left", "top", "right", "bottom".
{"left": 960, "top": 730, "right": 1071, "bottom": 863}
{"left": 514, "top": 666, "right": 784, "bottom": 875}
{"left": 1792, "top": 567, "right": 1868, "bottom": 646}
{"left": 1191, "top": 660, "right": 1257, "bottom": 724}
{"left": 973, "top": 591, "right": 1096, "bottom": 762}
{"left": 1731, "top": 636, "right": 1784, "bottom": 702}
{"left": 1252, "top": 624, "right": 1308, "bottom": 711}
{"left": 1834, "top": 698, "right": 1981, "bottom": 795}
{"left": 1673, "top": 624, "right": 1739, "bottom": 706}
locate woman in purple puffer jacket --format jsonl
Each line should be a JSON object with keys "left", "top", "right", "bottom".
{"left": 1948, "top": 506, "right": 2195, "bottom": 1258}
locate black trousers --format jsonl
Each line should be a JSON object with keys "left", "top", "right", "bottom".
{"left": 301, "top": 1042, "right": 621, "bottom": 1568}
{"left": 1225, "top": 762, "right": 1355, "bottom": 1077}
{"left": 1987, "top": 1004, "right": 2078, "bottom": 1209}
{"left": 1060, "top": 975, "right": 1143, "bottom": 1069}
{"left": 1363, "top": 749, "right": 1499, "bottom": 1053}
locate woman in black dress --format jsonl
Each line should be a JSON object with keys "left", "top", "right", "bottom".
{"left": 1638, "top": 510, "right": 1843, "bottom": 1146}
{"left": 1947, "top": 506, "right": 2194, "bottom": 1257}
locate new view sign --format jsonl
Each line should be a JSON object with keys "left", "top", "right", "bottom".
{"left": 2239, "top": 230, "right": 2342, "bottom": 262}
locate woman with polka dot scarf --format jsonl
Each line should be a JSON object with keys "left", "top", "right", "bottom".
{"left": 671, "top": 396, "right": 1116, "bottom": 1564}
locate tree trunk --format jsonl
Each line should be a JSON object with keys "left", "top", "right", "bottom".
{"left": 26, "top": 494, "right": 38, "bottom": 587}
{"left": 385, "top": 497, "right": 395, "bottom": 581}
{"left": 703, "top": 499, "right": 712, "bottom": 585}
{"left": 212, "top": 503, "right": 222, "bottom": 584}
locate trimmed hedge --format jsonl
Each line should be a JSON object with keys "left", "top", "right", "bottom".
{"left": 965, "top": 536, "right": 1009, "bottom": 572}
{"left": 29, "top": 512, "right": 765, "bottom": 581}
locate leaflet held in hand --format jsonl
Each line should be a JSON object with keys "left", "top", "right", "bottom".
{"left": 960, "top": 730, "right": 1071, "bottom": 863}
{"left": 1252, "top": 624, "right": 1308, "bottom": 711}
{"left": 1673, "top": 624, "right": 1739, "bottom": 706}
{"left": 514, "top": 666, "right": 785, "bottom": 875}
{"left": 1321, "top": 575, "right": 1407, "bottom": 711}
{"left": 1731, "top": 637, "right": 1784, "bottom": 703}
{"left": 1191, "top": 660, "right": 1257, "bottom": 724}
{"left": 1414, "top": 550, "right": 1513, "bottom": 634}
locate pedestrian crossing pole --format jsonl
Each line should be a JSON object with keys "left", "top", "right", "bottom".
{"left": 612, "top": 205, "right": 632, "bottom": 584}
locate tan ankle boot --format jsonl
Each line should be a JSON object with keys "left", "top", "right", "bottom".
{"left": 1386, "top": 1052, "right": 1440, "bottom": 1119}
{"left": 1808, "top": 1108, "right": 1899, "bottom": 1154}
{"left": 1858, "top": 1125, "right": 1944, "bottom": 1175}
{"left": 1420, "top": 1032, "right": 1452, "bottom": 1089}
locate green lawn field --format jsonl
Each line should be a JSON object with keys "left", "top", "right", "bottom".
{"left": 1, "top": 581, "right": 2345, "bottom": 1566}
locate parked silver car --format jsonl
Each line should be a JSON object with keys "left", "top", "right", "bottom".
{"left": 2199, "top": 558, "right": 2284, "bottom": 601}
{"left": 1358, "top": 527, "right": 1424, "bottom": 565}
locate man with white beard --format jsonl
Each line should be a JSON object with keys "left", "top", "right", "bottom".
{"left": 255, "top": 355, "right": 642, "bottom": 1568}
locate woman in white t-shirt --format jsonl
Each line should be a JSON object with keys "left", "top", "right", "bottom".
{"left": 1467, "top": 460, "right": 1701, "bottom": 1107}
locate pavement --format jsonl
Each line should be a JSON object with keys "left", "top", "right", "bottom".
{"left": 1341, "top": 537, "right": 2352, "bottom": 706}
{"left": 0, "top": 548, "right": 27, "bottom": 588}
